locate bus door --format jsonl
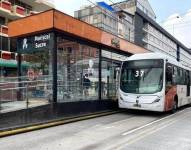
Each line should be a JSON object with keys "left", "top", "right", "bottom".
{"left": 165, "top": 63, "right": 174, "bottom": 110}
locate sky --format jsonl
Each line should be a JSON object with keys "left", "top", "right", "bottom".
{"left": 54, "top": 0, "right": 191, "bottom": 48}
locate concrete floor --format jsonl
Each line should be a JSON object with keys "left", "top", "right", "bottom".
{"left": 0, "top": 107, "right": 191, "bottom": 150}
{"left": 0, "top": 99, "right": 49, "bottom": 113}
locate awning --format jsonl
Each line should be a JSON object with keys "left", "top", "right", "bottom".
{"left": 0, "top": 59, "right": 30, "bottom": 68}
{"left": 97, "top": 1, "right": 115, "bottom": 12}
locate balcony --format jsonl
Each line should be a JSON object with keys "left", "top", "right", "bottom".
{"left": 0, "top": 1, "right": 28, "bottom": 20}
{"left": 0, "top": 1, "right": 54, "bottom": 20}
{"left": 142, "top": 34, "right": 149, "bottom": 43}
{"left": 143, "top": 26, "right": 149, "bottom": 33}
{"left": 12, "top": 5, "right": 26, "bottom": 17}
{"left": 0, "top": 25, "right": 8, "bottom": 36}
{"left": 29, "top": 11, "right": 38, "bottom": 16}
{"left": 0, "top": 0, "right": 11, "bottom": 12}
{"left": 19, "top": 0, "right": 54, "bottom": 12}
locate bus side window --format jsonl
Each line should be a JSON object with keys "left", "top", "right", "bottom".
{"left": 177, "top": 67, "right": 180, "bottom": 84}
{"left": 185, "top": 71, "right": 189, "bottom": 85}
{"left": 179, "top": 69, "right": 183, "bottom": 85}
{"left": 182, "top": 69, "right": 186, "bottom": 85}
{"left": 166, "top": 64, "right": 173, "bottom": 85}
{"left": 172, "top": 66, "right": 178, "bottom": 85}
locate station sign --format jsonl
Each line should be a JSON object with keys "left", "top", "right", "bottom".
{"left": 17, "top": 32, "right": 54, "bottom": 53}
{"left": 111, "top": 37, "right": 120, "bottom": 48}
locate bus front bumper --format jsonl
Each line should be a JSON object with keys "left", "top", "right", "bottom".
{"left": 119, "top": 100, "right": 164, "bottom": 112}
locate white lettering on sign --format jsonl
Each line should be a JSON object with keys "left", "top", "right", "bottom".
{"left": 35, "top": 42, "right": 47, "bottom": 48}
{"left": 34, "top": 34, "right": 50, "bottom": 41}
{"left": 34, "top": 33, "right": 50, "bottom": 49}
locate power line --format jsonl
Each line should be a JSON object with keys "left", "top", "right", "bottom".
{"left": 108, "top": 0, "right": 123, "bottom": 11}
{"left": 159, "top": 10, "right": 191, "bottom": 24}
{"left": 163, "top": 23, "right": 191, "bottom": 28}
{"left": 86, "top": 0, "right": 117, "bottom": 18}
{"left": 163, "top": 21, "right": 191, "bottom": 25}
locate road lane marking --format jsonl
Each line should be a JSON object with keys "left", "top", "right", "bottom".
{"left": 113, "top": 119, "right": 177, "bottom": 150}
{"left": 122, "top": 107, "right": 190, "bottom": 136}
{"left": 103, "top": 115, "right": 136, "bottom": 129}
{"left": 117, "top": 111, "right": 191, "bottom": 149}
{"left": 0, "top": 110, "right": 122, "bottom": 138}
{"left": 104, "top": 126, "right": 115, "bottom": 129}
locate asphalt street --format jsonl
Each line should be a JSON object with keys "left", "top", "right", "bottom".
{"left": 0, "top": 107, "right": 191, "bottom": 150}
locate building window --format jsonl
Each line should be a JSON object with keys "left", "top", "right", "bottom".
{"left": 0, "top": 36, "right": 8, "bottom": 50}
{"left": 0, "top": 16, "right": 5, "bottom": 25}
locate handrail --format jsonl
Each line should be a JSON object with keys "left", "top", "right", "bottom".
{"left": 0, "top": 79, "right": 52, "bottom": 85}
{"left": 0, "top": 84, "right": 52, "bottom": 91}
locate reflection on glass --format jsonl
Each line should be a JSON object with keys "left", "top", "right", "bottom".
{"left": 0, "top": 50, "right": 52, "bottom": 113}
{"left": 57, "top": 37, "right": 99, "bottom": 102}
{"left": 120, "top": 59, "right": 164, "bottom": 94}
{"left": 101, "top": 50, "right": 125, "bottom": 100}
{"left": 20, "top": 50, "right": 52, "bottom": 107}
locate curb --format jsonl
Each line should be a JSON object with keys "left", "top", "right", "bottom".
{"left": 0, "top": 110, "right": 122, "bottom": 138}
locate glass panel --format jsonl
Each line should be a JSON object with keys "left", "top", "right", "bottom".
{"left": 20, "top": 50, "right": 52, "bottom": 107}
{"left": 57, "top": 37, "right": 99, "bottom": 102}
{"left": 121, "top": 59, "right": 164, "bottom": 94}
{"left": 0, "top": 49, "right": 52, "bottom": 113}
{"left": 101, "top": 50, "right": 127, "bottom": 100}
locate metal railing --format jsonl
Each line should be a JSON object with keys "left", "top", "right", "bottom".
{"left": 0, "top": 75, "right": 119, "bottom": 113}
{"left": 0, "top": 76, "right": 52, "bottom": 113}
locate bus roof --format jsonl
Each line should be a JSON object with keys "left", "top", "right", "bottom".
{"left": 125, "top": 53, "right": 191, "bottom": 71}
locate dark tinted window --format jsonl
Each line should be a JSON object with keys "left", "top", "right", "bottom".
{"left": 123, "top": 59, "right": 163, "bottom": 69}
{"left": 120, "top": 59, "right": 164, "bottom": 94}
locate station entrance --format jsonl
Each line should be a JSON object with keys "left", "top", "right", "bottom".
{"left": 0, "top": 9, "right": 147, "bottom": 129}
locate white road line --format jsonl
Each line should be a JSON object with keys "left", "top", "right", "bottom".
{"left": 104, "top": 115, "right": 135, "bottom": 129}
{"left": 122, "top": 107, "right": 190, "bottom": 136}
{"left": 104, "top": 126, "right": 115, "bottom": 129}
{"left": 114, "top": 120, "right": 177, "bottom": 150}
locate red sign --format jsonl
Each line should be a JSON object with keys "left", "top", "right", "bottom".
{"left": 2, "top": 52, "right": 11, "bottom": 60}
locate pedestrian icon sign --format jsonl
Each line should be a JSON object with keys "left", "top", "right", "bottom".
{"left": 17, "top": 32, "right": 54, "bottom": 53}
{"left": 23, "top": 38, "right": 28, "bottom": 50}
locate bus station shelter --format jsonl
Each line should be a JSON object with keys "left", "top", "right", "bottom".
{"left": 0, "top": 9, "right": 147, "bottom": 129}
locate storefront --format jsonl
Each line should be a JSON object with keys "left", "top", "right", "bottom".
{"left": 0, "top": 9, "right": 147, "bottom": 129}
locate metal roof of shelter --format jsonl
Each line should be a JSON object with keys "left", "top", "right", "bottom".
{"left": 8, "top": 9, "right": 147, "bottom": 55}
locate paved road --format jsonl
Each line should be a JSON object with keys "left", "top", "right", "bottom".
{"left": 0, "top": 107, "right": 191, "bottom": 150}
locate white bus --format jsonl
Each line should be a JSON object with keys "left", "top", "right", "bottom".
{"left": 119, "top": 53, "right": 191, "bottom": 112}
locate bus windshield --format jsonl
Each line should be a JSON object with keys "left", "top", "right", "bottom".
{"left": 120, "top": 59, "right": 164, "bottom": 94}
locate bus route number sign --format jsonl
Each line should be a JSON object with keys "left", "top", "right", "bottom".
{"left": 135, "top": 70, "right": 144, "bottom": 77}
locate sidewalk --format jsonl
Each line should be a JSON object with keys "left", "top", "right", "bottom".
{"left": 0, "top": 99, "right": 49, "bottom": 113}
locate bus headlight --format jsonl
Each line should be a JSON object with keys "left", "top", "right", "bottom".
{"left": 119, "top": 94, "right": 124, "bottom": 101}
{"left": 152, "top": 98, "right": 161, "bottom": 103}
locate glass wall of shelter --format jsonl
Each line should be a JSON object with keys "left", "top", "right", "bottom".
{"left": 56, "top": 34, "right": 128, "bottom": 103}
{"left": 0, "top": 32, "right": 129, "bottom": 113}
{"left": 0, "top": 33, "right": 53, "bottom": 113}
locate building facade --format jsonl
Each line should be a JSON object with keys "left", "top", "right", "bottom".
{"left": 74, "top": 1, "right": 134, "bottom": 42}
{"left": 134, "top": 7, "right": 191, "bottom": 68}
{"left": 75, "top": 0, "right": 191, "bottom": 68}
